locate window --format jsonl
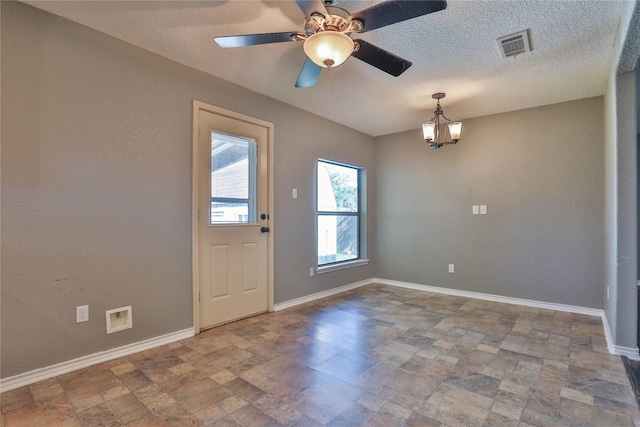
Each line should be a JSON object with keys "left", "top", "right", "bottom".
{"left": 317, "top": 159, "right": 362, "bottom": 267}
{"left": 210, "top": 131, "right": 257, "bottom": 224}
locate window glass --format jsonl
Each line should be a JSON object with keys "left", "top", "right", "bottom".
{"left": 317, "top": 160, "right": 361, "bottom": 266}
{"left": 210, "top": 132, "right": 257, "bottom": 223}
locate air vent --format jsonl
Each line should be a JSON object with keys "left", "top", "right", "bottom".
{"left": 497, "top": 30, "right": 531, "bottom": 58}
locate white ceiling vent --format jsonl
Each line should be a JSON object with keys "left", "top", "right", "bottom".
{"left": 497, "top": 30, "right": 531, "bottom": 58}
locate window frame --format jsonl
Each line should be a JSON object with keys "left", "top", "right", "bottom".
{"left": 316, "top": 158, "right": 368, "bottom": 272}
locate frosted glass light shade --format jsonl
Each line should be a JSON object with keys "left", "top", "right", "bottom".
{"left": 303, "top": 31, "right": 354, "bottom": 68}
{"left": 448, "top": 122, "right": 462, "bottom": 141}
{"left": 421, "top": 121, "right": 436, "bottom": 142}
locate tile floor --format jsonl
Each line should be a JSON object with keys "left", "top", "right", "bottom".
{"left": 1, "top": 284, "right": 639, "bottom": 426}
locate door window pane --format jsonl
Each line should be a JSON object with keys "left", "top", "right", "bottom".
{"left": 211, "top": 132, "right": 256, "bottom": 224}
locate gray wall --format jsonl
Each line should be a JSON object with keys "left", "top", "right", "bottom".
{"left": 4, "top": 0, "right": 636, "bottom": 379}
{"left": 604, "top": 0, "right": 639, "bottom": 352}
{"left": 1, "top": 1, "right": 375, "bottom": 378}
{"left": 375, "top": 98, "right": 605, "bottom": 309}
{"left": 605, "top": 70, "right": 638, "bottom": 349}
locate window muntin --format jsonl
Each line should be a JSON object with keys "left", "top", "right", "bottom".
{"left": 317, "top": 159, "right": 361, "bottom": 266}
{"left": 210, "top": 131, "right": 257, "bottom": 224}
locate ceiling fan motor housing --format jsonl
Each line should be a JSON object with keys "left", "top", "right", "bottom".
{"left": 305, "top": 12, "right": 353, "bottom": 37}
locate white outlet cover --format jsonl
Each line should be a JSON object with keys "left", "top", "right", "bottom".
{"left": 472, "top": 205, "right": 479, "bottom": 215}
{"left": 76, "top": 305, "right": 89, "bottom": 323}
{"left": 448, "top": 264, "right": 455, "bottom": 273}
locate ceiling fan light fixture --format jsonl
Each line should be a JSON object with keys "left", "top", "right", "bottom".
{"left": 303, "top": 31, "right": 354, "bottom": 68}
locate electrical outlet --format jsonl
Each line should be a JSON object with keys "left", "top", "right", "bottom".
{"left": 472, "top": 205, "right": 479, "bottom": 215}
{"left": 76, "top": 305, "right": 89, "bottom": 323}
{"left": 448, "top": 264, "right": 455, "bottom": 273}
{"left": 309, "top": 267, "right": 315, "bottom": 277}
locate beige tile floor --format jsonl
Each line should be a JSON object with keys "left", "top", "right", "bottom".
{"left": 1, "top": 284, "right": 639, "bottom": 426}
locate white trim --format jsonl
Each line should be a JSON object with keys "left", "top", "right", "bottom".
{"left": 601, "top": 311, "right": 617, "bottom": 355}
{"left": 601, "top": 312, "right": 640, "bottom": 360}
{"left": 375, "top": 278, "right": 604, "bottom": 316}
{"left": 276, "top": 277, "right": 631, "bottom": 358}
{"left": 616, "top": 345, "right": 640, "bottom": 360}
{"left": 0, "top": 328, "right": 194, "bottom": 393}
{"left": 4, "top": 278, "right": 636, "bottom": 392}
{"left": 316, "top": 259, "right": 370, "bottom": 275}
{"left": 274, "top": 278, "right": 374, "bottom": 311}
{"left": 192, "top": 101, "right": 201, "bottom": 333}
{"left": 375, "top": 278, "right": 629, "bottom": 357}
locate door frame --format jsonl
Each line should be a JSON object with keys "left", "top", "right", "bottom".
{"left": 192, "top": 100, "right": 275, "bottom": 334}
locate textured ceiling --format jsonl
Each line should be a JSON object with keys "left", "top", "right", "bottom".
{"left": 23, "top": 0, "right": 626, "bottom": 137}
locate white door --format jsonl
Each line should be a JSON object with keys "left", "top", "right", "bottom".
{"left": 196, "top": 106, "right": 271, "bottom": 330}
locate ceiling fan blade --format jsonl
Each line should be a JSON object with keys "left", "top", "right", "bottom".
{"left": 351, "top": 39, "right": 412, "bottom": 77}
{"left": 350, "top": 0, "right": 447, "bottom": 33}
{"left": 214, "top": 32, "right": 299, "bottom": 48}
{"left": 295, "top": 0, "right": 329, "bottom": 18}
{"left": 295, "top": 58, "right": 322, "bottom": 88}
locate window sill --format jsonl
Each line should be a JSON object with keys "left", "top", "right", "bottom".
{"left": 316, "top": 259, "right": 370, "bottom": 275}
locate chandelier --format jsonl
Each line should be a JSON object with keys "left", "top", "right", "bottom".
{"left": 421, "top": 93, "right": 462, "bottom": 149}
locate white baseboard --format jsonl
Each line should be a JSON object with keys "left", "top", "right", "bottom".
{"left": 276, "top": 277, "right": 636, "bottom": 359}
{"left": 373, "top": 278, "right": 630, "bottom": 357}
{"left": 375, "top": 278, "right": 604, "bottom": 316}
{"left": 616, "top": 345, "right": 640, "bottom": 359}
{"left": 601, "top": 312, "right": 617, "bottom": 355}
{"left": 274, "top": 278, "right": 374, "bottom": 311}
{"left": 4, "top": 277, "right": 637, "bottom": 392}
{"left": 0, "top": 328, "right": 194, "bottom": 393}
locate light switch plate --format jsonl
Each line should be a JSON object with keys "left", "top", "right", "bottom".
{"left": 292, "top": 189, "right": 297, "bottom": 199}
{"left": 480, "top": 205, "right": 487, "bottom": 215}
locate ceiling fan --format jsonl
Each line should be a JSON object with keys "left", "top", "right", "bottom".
{"left": 214, "top": 0, "right": 447, "bottom": 88}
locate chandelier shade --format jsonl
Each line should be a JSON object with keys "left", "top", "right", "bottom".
{"left": 421, "top": 121, "right": 436, "bottom": 142}
{"left": 448, "top": 121, "right": 462, "bottom": 141}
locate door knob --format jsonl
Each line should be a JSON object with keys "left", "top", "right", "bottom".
{"left": 260, "top": 226, "right": 270, "bottom": 233}
{"left": 260, "top": 213, "right": 269, "bottom": 220}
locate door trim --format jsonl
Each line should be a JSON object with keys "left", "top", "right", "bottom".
{"left": 192, "top": 100, "right": 274, "bottom": 334}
